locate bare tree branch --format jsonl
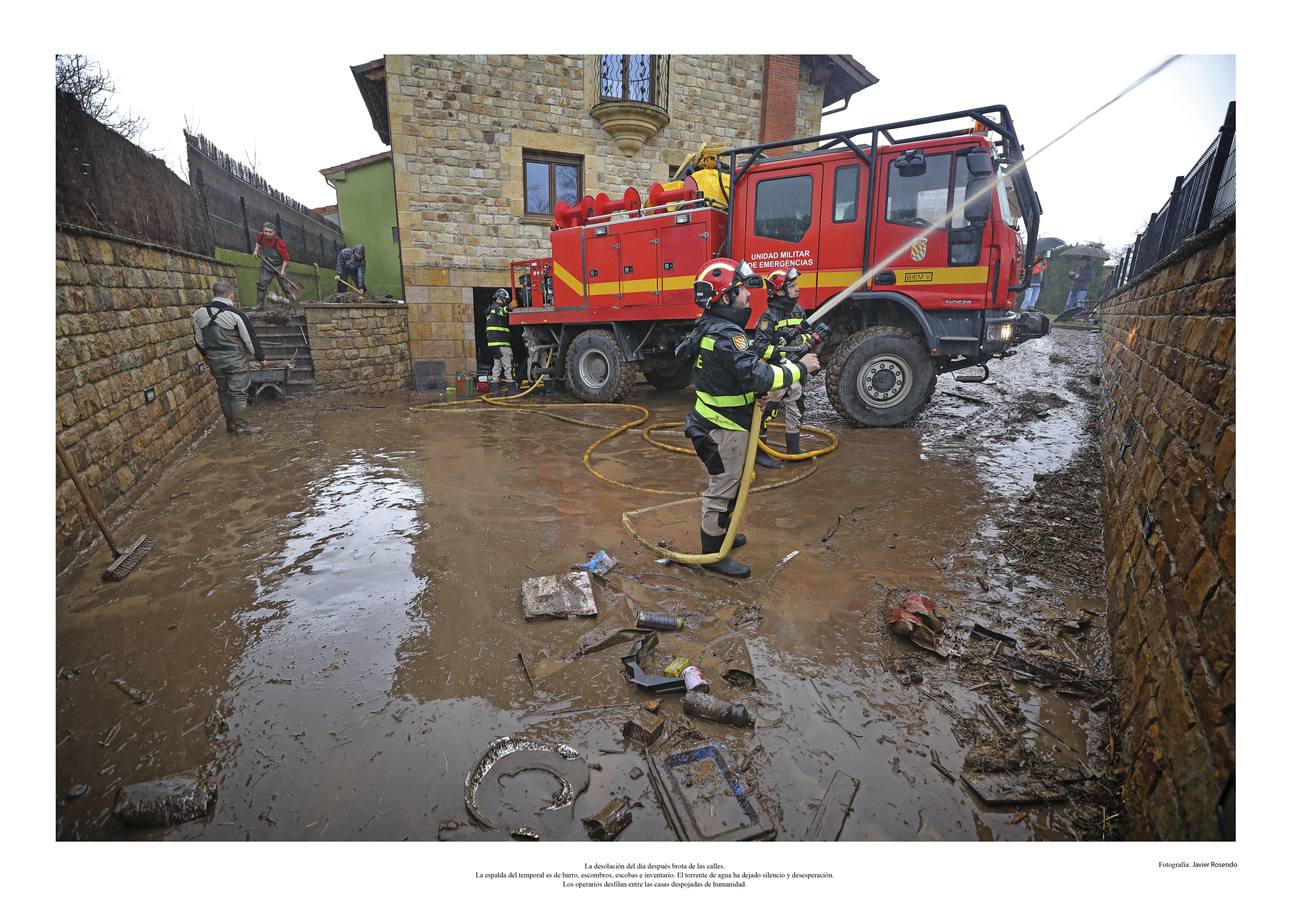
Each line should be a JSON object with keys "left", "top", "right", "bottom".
{"left": 55, "top": 54, "right": 148, "bottom": 141}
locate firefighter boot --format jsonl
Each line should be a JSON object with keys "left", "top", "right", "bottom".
{"left": 700, "top": 530, "right": 751, "bottom": 579}
{"left": 754, "top": 423, "right": 783, "bottom": 469}
{"left": 784, "top": 431, "right": 802, "bottom": 457}
{"left": 716, "top": 501, "right": 747, "bottom": 549}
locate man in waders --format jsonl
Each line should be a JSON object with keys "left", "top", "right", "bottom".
{"left": 751, "top": 267, "right": 813, "bottom": 466}
{"left": 192, "top": 280, "right": 266, "bottom": 435}
{"left": 485, "top": 288, "right": 515, "bottom": 390}
{"left": 681, "top": 259, "right": 819, "bottom": 578}
{"left": 251, "top": 222, "right": 292, "bottom": 310}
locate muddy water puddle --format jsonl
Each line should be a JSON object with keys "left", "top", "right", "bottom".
{"left": 56, "top": 328, "right": 1113, "bottom": 841}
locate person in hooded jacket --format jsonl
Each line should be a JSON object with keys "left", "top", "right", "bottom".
{"left": 335, "top": 244, "right": 366, "bottom": 294}
{"left": 679, "top": 258, "right": 820, "bottom": 578}
{"left": 750, "top": 267, "right": 813, "bottom": 465}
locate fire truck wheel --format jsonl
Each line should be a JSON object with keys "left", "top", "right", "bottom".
{"left": 826, "top": 326, "right": 935, "bottom": 427}
{"left": 567, "top": 329, "right": 636, "bottom": 403}
{"left": 642, "top": 358, "right": 693, "bottom": 391}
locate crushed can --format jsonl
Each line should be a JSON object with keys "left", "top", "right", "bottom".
{"left": 636, "top": 611, "right": 683, "bottom": 632}
{"left": 663, "top": 657, "right": 690, "bottom": 678}
{"left": 682, "top": 665, "right": 709, "bottom": 693}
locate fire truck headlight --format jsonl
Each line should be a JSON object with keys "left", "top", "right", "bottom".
{"left": 988, "top": 323, "right": 1014, "bottom": 343}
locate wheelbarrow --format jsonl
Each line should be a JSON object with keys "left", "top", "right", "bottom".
{"left": 250, "top": 360, "right": 292, "bottom": 401}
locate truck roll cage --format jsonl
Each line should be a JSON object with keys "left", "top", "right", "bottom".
{"left": 719, "top": 104, "right": 1043, "bottom": 293}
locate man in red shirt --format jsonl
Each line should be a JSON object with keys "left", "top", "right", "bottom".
{"left": 251, "top": 222, "right": 291, "bottom": 310}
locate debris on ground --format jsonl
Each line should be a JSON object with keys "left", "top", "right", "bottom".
{"left": 636, "top": 611, "right": 683, "bottom": 631}
{"left": 110, "top": 677, "right": 151, "bottom": 705}
{"left": 620, "top": 632, "right": 686, "bottom": 694}
{"left": 464, "top": 736, "right": 589, "bottom": 836}
{"left": 886, "top": 591, "right": 951, "bottom": 658}
{"left": 112, "top": 771, "right": 215, "bottom": 827}
{"left": 681, "top": 691, "right": 753, "bottom": 727}
{"left": 805, "top": 771, "right": 861, "bottom": 840}
{"left": 575, "top": 550, "right": 618, "bottom": 576}
{"left": 521, "top": 571, "right": 597, "bottom": 620}
{"left": 649, "top": 744, "right": 774, "bottom": 841}
{"left": 581, "top": 798, "right": 633, "bottom": 841}
{"left": 622, "top": 713, "right": 665, "bottom": 747}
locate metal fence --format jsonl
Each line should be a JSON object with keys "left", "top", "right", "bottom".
{"left": 185, "top": 131, "right": 344, "bottom": 268}
{"left": 1101, "top": 101, "right": 1235, "bottom": 298}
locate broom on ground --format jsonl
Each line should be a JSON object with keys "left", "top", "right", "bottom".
{"left": 56, "top": 439, "right": 155, "bottom": 581}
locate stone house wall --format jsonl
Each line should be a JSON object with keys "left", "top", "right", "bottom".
{"left": 385, "top": 54, "right": 824, "bottom": 382}
{"left": 56, "top": 226, "right": 231, "bottom": 560}
{"left": 1095, "top": 216, "right": 1235, "bottom": 839}
{"left": 304, "top": 303, "right": 412, "bottom": 393}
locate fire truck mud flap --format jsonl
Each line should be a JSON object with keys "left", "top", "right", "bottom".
{"left": 825, "top": 325, "right": 936, "bottom": 428}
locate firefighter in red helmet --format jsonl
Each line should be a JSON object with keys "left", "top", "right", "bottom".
{"left": 678, "top": 258, "right": 820, "bottom": 578}
{"left": 751, "top": 267, "right": 812, "bottom": 463}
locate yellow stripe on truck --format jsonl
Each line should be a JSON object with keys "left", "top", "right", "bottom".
{"left": 887, "top": 266, "right": 989, "bottom": 286}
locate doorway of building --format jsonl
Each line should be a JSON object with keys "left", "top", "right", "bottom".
{"left": 471, "top": 287, "right": 527, "bottom": 381}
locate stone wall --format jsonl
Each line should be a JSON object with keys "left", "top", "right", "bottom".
{"left": 56, "top": 226, "right": 230, "bottom": 560}
{"left": 303, "top": 303, "right": 412, "bottom": 393}
{"left": 1095, "top": 216, "right": 1235, "bottom": 840}
{"left": 385, "top": 54, "right": 824, "bottom": 379}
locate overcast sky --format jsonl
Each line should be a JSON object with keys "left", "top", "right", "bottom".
{"left": 92, "top": 49, "right": 1231, "bottom": 261}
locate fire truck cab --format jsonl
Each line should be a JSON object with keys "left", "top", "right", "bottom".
{"left": 510, "top": 105, "right": 1048, "bottom": 427}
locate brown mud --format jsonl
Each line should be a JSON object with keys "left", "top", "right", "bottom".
{"left": 55, "top": 328, "right": 1117, "bottom": 841}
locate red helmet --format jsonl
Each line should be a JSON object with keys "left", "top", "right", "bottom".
{"left": 694, "top": 258, "right": 761, "bottom": 307}
{"left": 765, "top": 267, "right": 800, "bottom": 295}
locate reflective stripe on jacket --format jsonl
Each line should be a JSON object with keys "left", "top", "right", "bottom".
{"left": 683, "top": 312, "right": 805, "bottom": 433}
{"left": 752, "top": 299, "right": 809, "bottom": 362}
{"left": 485, "top": 301, "right": 511, "bottom": 347}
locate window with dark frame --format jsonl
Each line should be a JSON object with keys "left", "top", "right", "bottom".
{"left": 833, "top": 165, "right": 860, "bottom": 223}
{"left": 885, "top": 153, "right": 952, "bottom": 228}
{"left": 949, "top": 152, "right": 983, "bottom": 266}
{"left": 754, "top": 174, "right": 814, "bottom": 244}
{"left": 599, "top": 55, "right": 661, "bottom": 105}
{"left": 523, "top": 151, "right": 583, "bottom": 218}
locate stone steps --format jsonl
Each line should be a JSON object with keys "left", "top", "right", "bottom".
{"left": 247, "top": 312, "right": 314, "bottom": 387}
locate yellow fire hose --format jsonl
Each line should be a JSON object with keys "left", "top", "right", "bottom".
{"left": 411, "top": 378, "right": 835, "bottom": 566}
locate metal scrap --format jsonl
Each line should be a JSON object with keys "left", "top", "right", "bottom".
{"left": 464, "top": 736, "right": 589, "bottom": 834}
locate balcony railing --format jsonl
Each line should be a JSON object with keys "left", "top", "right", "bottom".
{"left": 598, "top": 55, "right": 668, "bottom": 111}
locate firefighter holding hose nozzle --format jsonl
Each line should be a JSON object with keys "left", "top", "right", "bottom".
{"left": 681, "top": 259, "right": 820, "bottom": 578}
{"left": 751, "top": 267, "right": 813, "bottom": 466}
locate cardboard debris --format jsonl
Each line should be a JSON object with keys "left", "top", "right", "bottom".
{"left": 521, "top": 571, "right": 597, "bottom": 620}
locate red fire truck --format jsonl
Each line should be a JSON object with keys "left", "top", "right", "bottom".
{"left": 509, "top": 105, "right": 1049, "bottom": 427}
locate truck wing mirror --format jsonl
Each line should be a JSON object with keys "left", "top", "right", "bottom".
{"left": 966, "top": 147, "right": 994, "bottom": 177}
{"left": 895, "top": 149, "right": 926, "bottom": 178}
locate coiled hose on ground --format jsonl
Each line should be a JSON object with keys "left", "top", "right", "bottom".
{"left": 411, "top": 378, "right": 836, "bottom": 566}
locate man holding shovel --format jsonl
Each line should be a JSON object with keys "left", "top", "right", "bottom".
{"left": 251, "top": 222, "right": 292, "bottom": 310}
{"left": 335, "top": 244, "right": 366, "bottom": 295}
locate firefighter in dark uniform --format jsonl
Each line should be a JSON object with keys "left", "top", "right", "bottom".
{"left": 485, "top": 288, "right": 515, "bottom": 387}
{"left": 751, "top": 267, "right": 811, "bottom": 464}
{"left": 681, "top": 258, "right": 820, "bottom": 578}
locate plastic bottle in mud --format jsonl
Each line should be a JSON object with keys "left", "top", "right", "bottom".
{"left": 682, "top": 691, "right": 753, "bottom": 727}
{"left": 682, "top": 665, "right": 709, "bottom": 693}
{"left": 636, "top": 612, "right": 683, "bottom": 632}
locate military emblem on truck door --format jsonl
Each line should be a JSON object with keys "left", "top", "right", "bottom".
{"left": 911, "top": 238, "right": 928, "bottom": 262}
